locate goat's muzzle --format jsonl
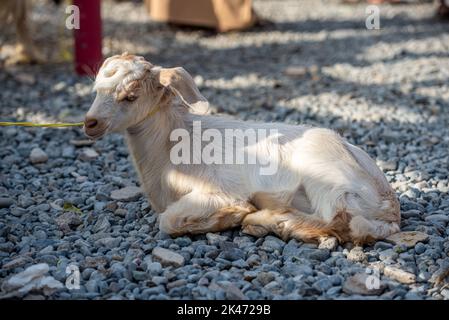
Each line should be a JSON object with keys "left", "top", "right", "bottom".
{"left": 84, "top": 117, "right": 107, "bottom": 140}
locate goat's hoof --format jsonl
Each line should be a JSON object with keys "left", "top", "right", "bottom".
{"left": 241, "top": 224, "right": 269, "bottom": 237}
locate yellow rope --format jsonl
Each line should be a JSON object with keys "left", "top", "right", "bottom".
{"left": 0, "top": 122, "right": 84, "bottom": 127}
{"left": 0, "top": 106, "right": 161, "bottom": 128}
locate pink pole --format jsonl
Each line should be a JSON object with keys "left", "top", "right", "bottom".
{"left": 73, "top": 0, "right": 102, "bottom": 76}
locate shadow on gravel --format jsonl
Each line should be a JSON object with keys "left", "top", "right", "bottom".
{"left": 99, "top": 13, "right": 449, "bottom": 74}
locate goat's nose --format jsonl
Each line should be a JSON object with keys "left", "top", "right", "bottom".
{"left": 84, "top": 118, "right": 98, "bottom": 129}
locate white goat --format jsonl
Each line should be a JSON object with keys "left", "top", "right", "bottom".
{"left": 84, "top": 53, "right": 400, "bottom": 245}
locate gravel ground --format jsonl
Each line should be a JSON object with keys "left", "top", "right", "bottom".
{"left": 1, "top": 0, "right": 449, "bottom": 300}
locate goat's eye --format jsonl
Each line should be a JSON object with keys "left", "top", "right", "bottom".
{"left": 125, "top": 95, "right": 137, "bottom": 102}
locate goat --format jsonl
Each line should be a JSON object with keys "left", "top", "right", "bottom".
{"left": 84, "top": 53, "right": 401, "bottom": 245}
{"left": 0, "top": 0, "right": 45, "bottom": 64}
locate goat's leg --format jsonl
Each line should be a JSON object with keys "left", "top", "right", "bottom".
{"left": 8, "top": 0, "right": 45, "bottom": 64}
{"left": 242, "top": 207, "right": 399, "bottom": 245}
{"left": 242, "top": 208, "right": 345, "bottom": 242}
{"left": 243, "top": 191, "right": 343, "bottom": 242}
{"left": 349, "top": 215, "right": 400, "bottom": 245}
{"left": 159, "top": 192, "right": 256, "bottom": 236}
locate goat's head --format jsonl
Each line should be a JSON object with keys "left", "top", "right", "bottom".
{"left": 84, "top": 52, "right": 208, "bottom": 139}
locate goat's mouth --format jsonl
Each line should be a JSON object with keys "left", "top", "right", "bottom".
{"left": 84, "top": 126, "right": 108, "bottom": 140}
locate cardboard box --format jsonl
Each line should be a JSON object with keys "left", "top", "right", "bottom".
{"left": 145, "top": 0, "right": 256, "bottom": 32}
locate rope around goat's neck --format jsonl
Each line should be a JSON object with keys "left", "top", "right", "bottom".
{"left": 126, "top": 105, "right": 162, "bottom": 136}
{"left": 146, "top": 104, "right": 161, "bottom": 119}
{"left": 0, "top": 121, "right": 84, "bottom": 127}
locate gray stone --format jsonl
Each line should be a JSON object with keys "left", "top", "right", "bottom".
{"left": 378, "top": 160, "right": 398, "bottom": 171}
{"left": 347, "top": 247, "right": 367, "bottom": 263}
{"left": 318, "top": 237, "right": 338, "bottom": 251}
{"left": 284, "top": 66, "right": 308, "bottom": 77}
{"left": 95, "top": 237, "right": 122, "bottom": 249}
{"left": 2, "top": 256, "right": 32, "bottom": 270}
{"left": 282, "top": 263, "right": 313, "bottom": 277}
{"left": 329, "top": 275, "right": 343, "bottom": 286}
{"left": 243, "top": 271, "right": 258, "bottom": 281}
{"left": 92, "top": 215, "right": 111, "bottom": 233}
{"left": 404, "top": 292, "right": 423, "bottom": 300}
{"left": 198, "top": 277, "right": 209, "bottom": 286}
{"left": 206, "top": 233, "right": 228, "bottom": 246}
{"left": 256, "top": 272, "right": 275, "bottom": 286}
{"left": 62, "top": 146, "right": 75, "bottom": 158}
{"left": 11, "top": 207, "right": 27, "bottom": 217}
{"left": 151, "top": 276, "right": 168, "bottom": 286}
{"left": 379, "top": 249, "right": 399, "bottom": 261}
{"left": 175, "top": 237, "right": 192, "bottom": 247}
{"left": 56, "top": 211, "right": 82, "bottom": 232}
{"left": 414, "top": 242, "right": 426, "bottom": 255}
{"left": 38, "top": 255, "right": 58, "bottom": 266}
{"left": 441, "top": 289, "right": 449, "bottom": 300}
{"left": 218, "top": 247, "right": 245, "bottom": 262}
{"left": 152, "top": 247, "right": 185, "bottom": 267}
{"left": 429, "top": 258, "right": 449, "bottom": 285}
{"left": 302, "top": 249, "right": 330, "bottom": 261}
{"left": 82, "top": 256, "right": 108, "bottom": 269}
{"left": 342, "top": 273, "right": 384, "bottom": 296}
{"left": 34, "top": 230, "right": 47, "bottom": 240}
{"left": 261, "top": 236, "right": 285, "bottom": 252}
{"left": 0, "top": 242, "right": 15, "bottom": 253}
{"left": 1, "top": 263, "right": 63, "bottom": 298}
{"left": 79, "top": 148, "right": 99, "bottom": 161}
{"left": 385, "top": 231, "right": 429, "bottom": 249}
{"left": 222, "top": 283, "right": 247, "bottom": 300}
{"left": 114, "top": 208, "right": 127, "bottom": 218}
{"left": 326, "top": 286, "right": 342, "bottom": 296}
{"left": 246, "top": 254, "right": 260, "bottom": 266}
{"left": 146, "top": 262, "right": 163, "bottom": 275}
{"left": 282, "top": 241, "right": 302, "bottom": 258}
{"left": 0, "top": 197, "right": 14, "bottom": 208}
{"left": 70, "top": 139, "right": 95, "bottom": 147}
{"left": 17, "top": 195, "right": 36, "bottom": 208}
{"left": 374, "top": 241, "right": 393, "bottom": 251}
{"left": 132, "top": 271, "right": 148, "bottom": 282}
{"left": 85, "top": 280, "right": 99, "bottom": 293}
{"left": 29, "top": 148, "right": 48, "bottom": 164}
{"left": 167, "top": 279, "right": 187, "bottom": 289}
{"left": 110, "top": 263, "right": 127, "bottom": 278}
{"left": 313, "top": 278, "right": 333, "bottom": 292}
{"left": 384, "top": 266, "right": 416, "bottom": 284}
{"left": 110, "top": 186, "right": 142, "bottom": 202}
{"left": 425, "top": 214, "right": 449, "bottom": 224}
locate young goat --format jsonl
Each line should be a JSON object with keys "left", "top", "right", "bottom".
{"left": 84, "top": 53, "right": 400, "bottom": 245}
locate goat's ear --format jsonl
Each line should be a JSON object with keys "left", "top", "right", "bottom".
{"left": 158, "top": 67, "right": 209, "bottom": 114}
